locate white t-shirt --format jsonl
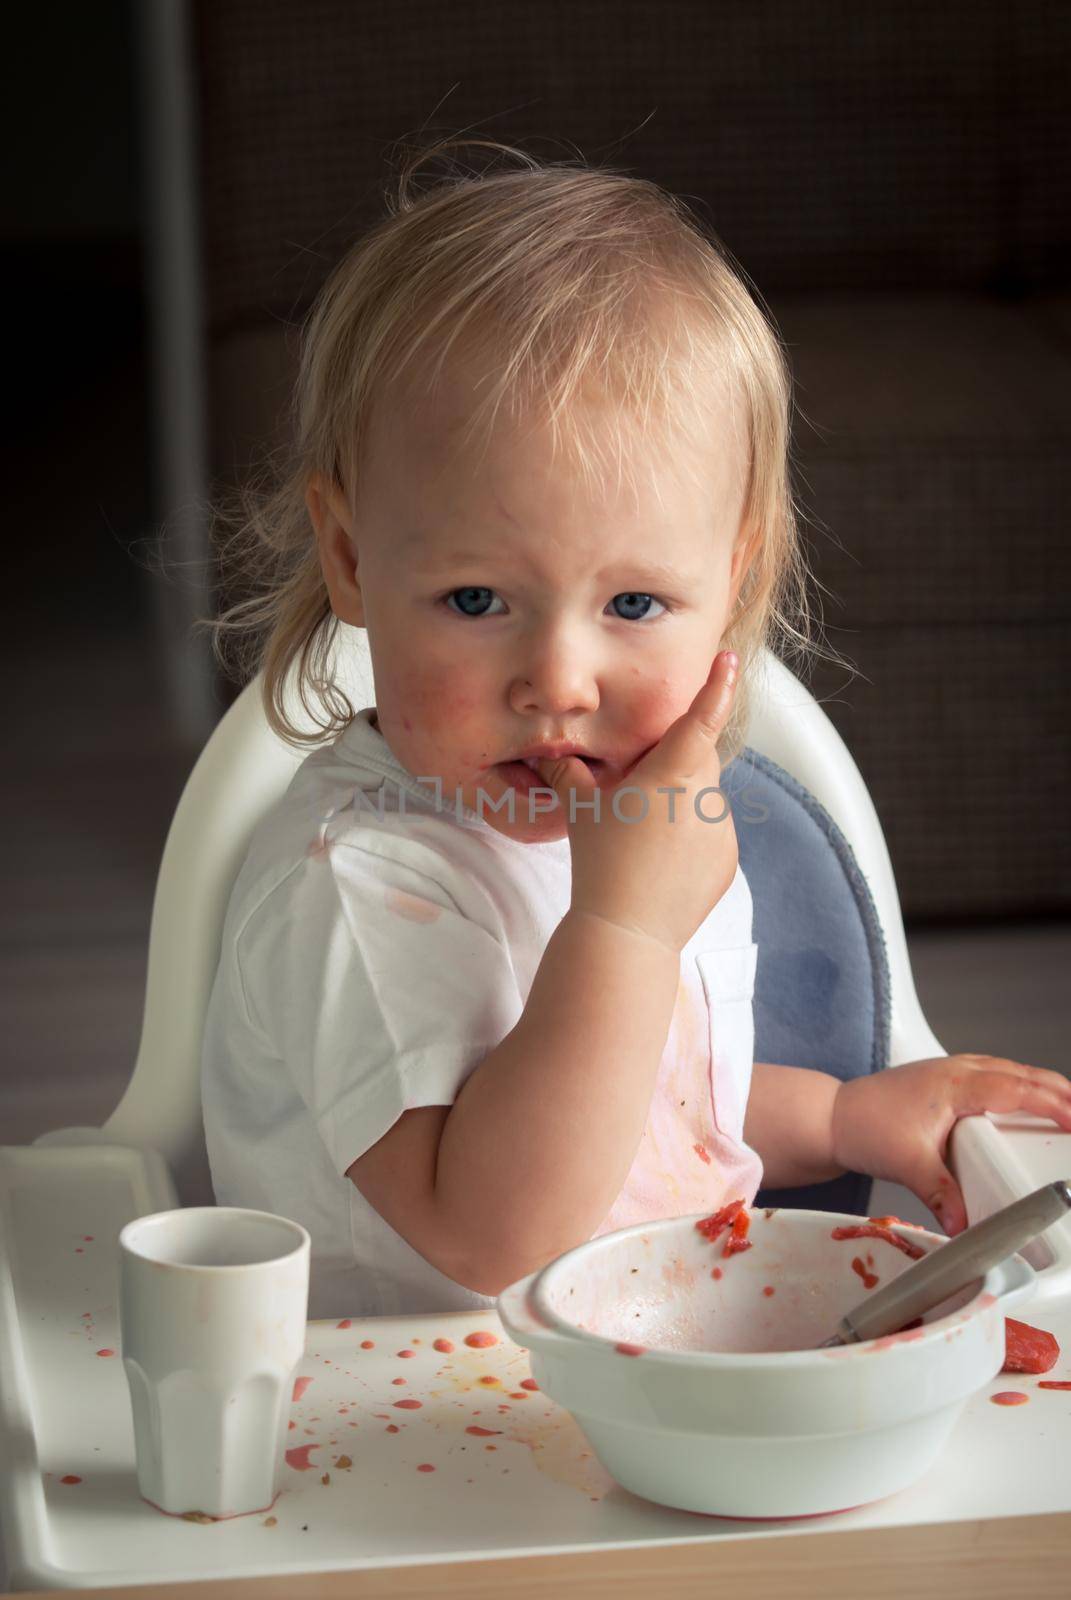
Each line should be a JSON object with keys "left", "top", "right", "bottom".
{"left": 201, "top": 708, "right": 763, "bottom": 1319}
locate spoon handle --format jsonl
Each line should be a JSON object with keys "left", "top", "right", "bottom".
{"left": 821, "top": 1179, "right": 1071, "bottom": 1348}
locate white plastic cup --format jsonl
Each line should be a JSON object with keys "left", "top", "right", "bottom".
{"left": 118, "top": 1207, "right": 310, "bottom": 1518}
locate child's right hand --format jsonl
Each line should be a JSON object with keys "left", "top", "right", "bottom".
{"left": 535, "top": 651, "right": 741, "bottom": 955}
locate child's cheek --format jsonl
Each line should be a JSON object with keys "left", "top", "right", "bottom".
{"left": 385, "top": 664, "right": 488, "bottom": 757}
{"left": 626, "top": 673, "right": 691, "bottom": 747}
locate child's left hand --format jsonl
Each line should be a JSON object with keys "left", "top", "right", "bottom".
{"left": 831, "top": 1054, "right": 1071, "bottom": 1235}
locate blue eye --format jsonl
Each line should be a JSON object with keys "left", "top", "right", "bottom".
{"left": 444, "top": 587, "right": 504, "bottom": 617}
{"left": 441, "top": 588, "right": 669, "bottom": 621}
{"left": 611, "top": 592, "right": 666, "bottom": 622}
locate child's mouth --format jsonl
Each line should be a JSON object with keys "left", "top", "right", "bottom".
{"left": 494, "top": 755, "right": 607, "bottom": 789}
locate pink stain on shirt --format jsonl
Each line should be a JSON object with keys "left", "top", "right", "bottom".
{"left": 384, "top": 888, "right": 443, "bottom": 923}
{"left": 593, "top": 971, "right": 761, "bottom": 1237}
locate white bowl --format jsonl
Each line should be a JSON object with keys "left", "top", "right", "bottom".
{"left": 497, "top": 1206, "right": 1036, "bottom": 1519}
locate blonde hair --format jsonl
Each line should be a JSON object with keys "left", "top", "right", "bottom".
{"left": 199, "top": 134, "right": 850, "bottom": 765}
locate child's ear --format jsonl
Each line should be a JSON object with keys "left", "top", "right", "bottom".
{"left": 306, "top": 472, "right": 366, "bottom": 627}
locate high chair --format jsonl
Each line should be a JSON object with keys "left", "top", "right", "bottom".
{"left": 31, "top": 633, "right": 942, "bottom": 1222}
{"left": 4, "top": 632, "right": 1070, "bottom": 1593}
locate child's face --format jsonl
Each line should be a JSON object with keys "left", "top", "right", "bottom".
{"left": 311, "top": 367, "right": 754, "bottom": 844}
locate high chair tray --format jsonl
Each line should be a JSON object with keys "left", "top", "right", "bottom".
{"left": 1, "top": 1125, "right": 1070, "bottom": 1594}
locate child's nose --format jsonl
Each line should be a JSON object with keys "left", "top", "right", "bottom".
{"left": 508, "top": 653, "right": 600, "bottom": 719}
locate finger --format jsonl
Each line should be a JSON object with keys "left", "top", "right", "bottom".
{"left": 534, "top": 753, "right": 598, "bottom": 804}
{"left": 922, "top": 1166, "right": 968, "bottom": 1236}
{"left": 972, "top": 1057, "right": 1071, "bottom": 1099}
{"left": 952, "top": 1069, "right": 1071, "bottom": 1132}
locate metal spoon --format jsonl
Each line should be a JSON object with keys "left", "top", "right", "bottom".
{"left": 816, "top": 1179, "right": 1071, "bottom": 1348}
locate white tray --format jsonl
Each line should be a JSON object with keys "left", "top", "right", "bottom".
{"left": 1, "top": 1119, "right": 1070, "bottom": 1592}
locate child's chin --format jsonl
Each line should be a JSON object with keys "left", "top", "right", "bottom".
{"left": 480, "top": 801, "right": 569, "bottom": 842}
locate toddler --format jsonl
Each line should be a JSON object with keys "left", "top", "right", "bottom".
{"left": 200, "top": 137, "right": 1071, "bottom": 1320}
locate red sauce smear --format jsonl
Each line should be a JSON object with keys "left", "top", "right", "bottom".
{"left": 694, "top": 1143, "right": 712, "bottom": 1164}
{"left": 337, "top": 1319, "right": 352, "bottom": 1329}
{"left": 285, "top": 1443, "right": 320, "bottom": 1470}
{"left": 360, "top": 1340, "right": 375, "bottom": 1349}
{"left": 614, "top": 1342, "right": 645, "bottom": 1357}
{"left": 520, "top": 1378, "right": 539, "bottom": 1391}
{"left": 393, "top": 1398, "right": 423, "bottom": 1409}
{"left": 397, "top": 1349, "right": 416, "bottom": 1358}
{"left": 60, "top": 1475, "right": 82, "bottom": 1485}
{"left": 96, "top": 1349, "right": 116, "bottom": 1358}
{"left": 991, "top": 1391, "right": 1030, "bottom": 1406}
{"left": 466, "top": 1425, "right": 502, "bottom": 1436}
{"left": 1002, "top": 1317, "right": 1060, "bottom": 1374}
{"left": 292, "top": 1375, "right": 314, "bottom": 1402}
{"left": 1038, "top": 1381, "right": 1071, "bottom": 1390}
{"left": 851, "top": 1256, "right": 879, "bottom": 1290}
{"left": 416, "top": 1463, "right": 436, "bottom": 1472}
{"left": 433, "top": 1338, "right": 455, "bottom": 1353}
{"left": 830, "top": 1223, "right": 926, "bottom": 1260}
{"left": 464, "top": 1330, "right": 498, "bottom": 1348}
{"left": 695, "top": 1198, "right": 752, "bottom": 1257}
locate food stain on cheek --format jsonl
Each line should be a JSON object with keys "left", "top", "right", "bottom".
{"left": 403, "top": 671, "right": 482, "bottom": 732}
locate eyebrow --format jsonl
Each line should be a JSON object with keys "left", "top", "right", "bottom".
{"left": 408, "top": 544, "right": 698, "bottom": 590}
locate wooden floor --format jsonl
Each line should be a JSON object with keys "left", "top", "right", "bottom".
{"left": 2, "top": 621, "right": 1069, "bottom": 1153}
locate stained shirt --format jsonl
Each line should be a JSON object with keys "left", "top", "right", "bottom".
{"left": 201, "top": 708, "right": 763, "bottom": 1318}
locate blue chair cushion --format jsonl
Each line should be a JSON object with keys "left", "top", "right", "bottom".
{"left": 722, "top": 746, "right": 893, "bottom": 1218}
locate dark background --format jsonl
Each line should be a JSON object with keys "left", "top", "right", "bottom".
{"left": 3, "top": 0, "right": 1069, "bottom": 1149}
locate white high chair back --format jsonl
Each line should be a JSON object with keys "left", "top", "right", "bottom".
{"left": 33, "top": 634, "right": 941, "bottom": 1208}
